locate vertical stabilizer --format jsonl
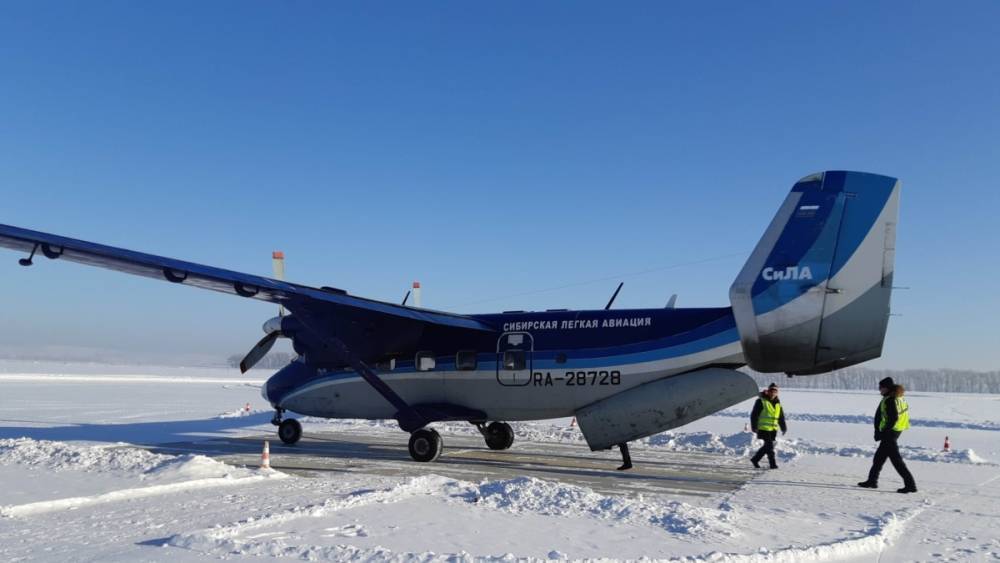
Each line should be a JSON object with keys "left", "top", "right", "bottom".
{"left": 729, "top": 171, "right": 900, "bottom": 374}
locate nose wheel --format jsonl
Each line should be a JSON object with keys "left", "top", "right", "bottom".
{"left": 278, "top": 418, "right": 302, "bottom": 445}
{"left": 478, "top": 421, "right": 515, "bottom": 450}
{"left": 408, "top": 428, "right": 443, "bottom": 462}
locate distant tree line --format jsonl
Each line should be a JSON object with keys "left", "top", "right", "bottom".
{"left": 226, "top": 352, "right": 295, "bottom": 370}
{"left": 746, "top": 367, "right": 1000, "bottom": 394}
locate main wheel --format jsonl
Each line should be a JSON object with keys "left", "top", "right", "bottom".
{"left": 408, "top": 428, "right": 443, "bottom": 462}
{"left": 484, "top": 422, "right": 514, "bottom": 450}
{"left": 278, "top": 418, "right": 302, "bottom": 445}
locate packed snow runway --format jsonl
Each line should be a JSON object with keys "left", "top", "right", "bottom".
{"left": 1, "top": 361, "right": 999, "bottom": 561}
{"left": 155, "top": 431, "right": 756, "bottom": 498}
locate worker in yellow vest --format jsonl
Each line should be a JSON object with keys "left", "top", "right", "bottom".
{"left": 858, "top": 377, "right": 918, "bottom": 493}
{"left": 750, "top": 383, "right": 787, "bottom": 469}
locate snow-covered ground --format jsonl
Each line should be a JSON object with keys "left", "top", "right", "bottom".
{"left": 0, "top": 360, "right": 998, "bottom": 562}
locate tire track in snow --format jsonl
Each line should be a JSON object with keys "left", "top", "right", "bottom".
{"left": 699, "top": 509, "right": 921, "bottom": 563}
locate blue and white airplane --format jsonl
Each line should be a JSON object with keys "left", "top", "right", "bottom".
{"left": 0, "top": 171, "right": 901, "bottom": 469}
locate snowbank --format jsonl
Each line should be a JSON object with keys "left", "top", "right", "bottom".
{"left": 454, "top": 476, "right": 739, "bottom": 537}
{"left": 166, "top": 473, "right": 924, "bottom": 562}
{"left": 0, "top": 437, "right": 260, "bottom": 479}
{"left": 0, "top": 438, "right": 285, "bottom": 518}
{"left": 168, "top": 474, "right": 740, "bottom": 559}
{"left": 693, "top": 509, "right": 921, "bottom": 563}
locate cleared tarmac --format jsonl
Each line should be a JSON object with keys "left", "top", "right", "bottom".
{"left": 151, "top": 429, "right": 757, "bottom": 498}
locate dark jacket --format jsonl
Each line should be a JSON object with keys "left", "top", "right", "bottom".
{"left": 750, "top": 392, "right": 787, "bottom": 435}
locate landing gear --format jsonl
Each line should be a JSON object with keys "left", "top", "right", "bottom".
{"left": 480, "top": 421, "right": 515, "bottom": 450}
{"left": 278, "top": 418, "right": 302, "bottom": 445}
{"left": 270, "top": 408, "right": 285, "bottom": 426}
{"left": 408, "top": 428, "right": 443, "bottom": 462}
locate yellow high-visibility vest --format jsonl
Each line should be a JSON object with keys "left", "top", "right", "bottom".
{"left": 757, "top": 400, "right": 782, "bottom": 432}
{"left": 879, "top": 397, "right": 910, "bottom": 432}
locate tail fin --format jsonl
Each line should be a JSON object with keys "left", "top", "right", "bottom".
{"left": 729, "top": 171, "right": 900, "bottom": 375}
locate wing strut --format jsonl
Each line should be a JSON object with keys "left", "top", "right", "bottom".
{"left": 292, "top": 310, "right": 429, "bottom": 432}
{"left": 327, "top": 337, "right": 428, "bottom": 432}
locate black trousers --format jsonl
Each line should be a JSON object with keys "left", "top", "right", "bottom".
{"left": 751, "top": 430, "right": 778, "bottom": 468}
{"left": 867, "top": 433, "right": 916, "bottom": 487}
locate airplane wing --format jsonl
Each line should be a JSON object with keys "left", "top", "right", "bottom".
{"left": 0, "top": 223, "right": 494, "bottom": 332}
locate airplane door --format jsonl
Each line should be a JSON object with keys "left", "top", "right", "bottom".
{"left": 496, "top": 332, "right": 533, "bottom": 387}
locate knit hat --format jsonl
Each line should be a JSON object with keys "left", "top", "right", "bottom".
{"left": 878, "top": 377, "right": 895, "bottom": 388}
{"left": 768, "top": 382, "right": 779, "bottom": 390}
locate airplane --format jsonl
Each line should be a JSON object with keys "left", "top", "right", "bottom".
{"left": 0, "top": 170, "right": 901, "bottom": 469}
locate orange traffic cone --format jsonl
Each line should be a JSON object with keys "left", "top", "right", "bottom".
{"left": 569, "top": 417, "right": 577, "bottom": 428}
{"left": 261, "top": 440, "right": 271, "bottom": 470}
{"left": 943, "top": 436, "right": 950, "bottom": 452}
{"left": 743, "top": 422, "right": 750, "bottom": 433}
{"left": 244, "top": 402, "right": 251, "bottom": 414}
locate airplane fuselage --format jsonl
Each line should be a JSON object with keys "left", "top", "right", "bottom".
{"left": 265, "top": 306, "right": 745, "bottom": 421}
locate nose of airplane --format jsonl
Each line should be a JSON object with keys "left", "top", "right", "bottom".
{"left": 261, "top": 360, "right": 319, "bottom": 407}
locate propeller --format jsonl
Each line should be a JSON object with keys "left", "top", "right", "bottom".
{"left": 238, "top": 251, "right": 288, "bottom": 373}
{"left": 240, "top": 330, "right": 280, "bottom": 373}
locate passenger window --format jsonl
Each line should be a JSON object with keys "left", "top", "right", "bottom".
{"left": 456, "top": 350, "right": 477, "bottom": 371}
{"left": 376, "top": 358, "right": 396, "bottom": 371}
{"left": 416, "top": 352, "right": 436, "bottom": 372}
{"left": 503, "top": 350, "right": 526, "bottom": 370}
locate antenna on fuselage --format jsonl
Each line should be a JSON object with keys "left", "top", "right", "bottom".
{"left": 665, "top": 294, "right": 678, "bottom": 309}
{"left": 401, "top": 290, "right": 411, "bottom": 306}
{"left": 272, "top": 251, "right": 285, "bottom": 317}
{"left": 604, "top": 282, "right": 624, "bottom": 310}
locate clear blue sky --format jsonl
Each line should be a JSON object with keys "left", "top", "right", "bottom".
{"left": 1, "top": 2, "right": 997, "bottom": 369}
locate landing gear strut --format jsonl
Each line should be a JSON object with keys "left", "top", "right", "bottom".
{"left": 476, "top": 421, "right": 515, "bottom": 450}
{"left": 278, "top": 418, "right": 302, "bottom": 445}
{"left": 408, "top": 428, "right": 443, "bottom": 462}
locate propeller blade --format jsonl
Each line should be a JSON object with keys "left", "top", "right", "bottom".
{"left": 273, "top": 251, "right": 286, "bottom": 317}
{"left": 240, "top": 331, "right": 280, "bottom": 373}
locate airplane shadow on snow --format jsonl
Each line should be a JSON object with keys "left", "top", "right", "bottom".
{"left": 0, "top": 412, "right": 276, "bottom": 445}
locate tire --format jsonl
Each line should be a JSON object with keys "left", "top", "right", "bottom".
{"left": 408, "top": 429, "right": 443, "bottom": 462}
{"left": 484, "top": 422, "right": 514, "bottom": 450}
{"left": 278, "top": 418, "right": 302, "bottom": 445}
